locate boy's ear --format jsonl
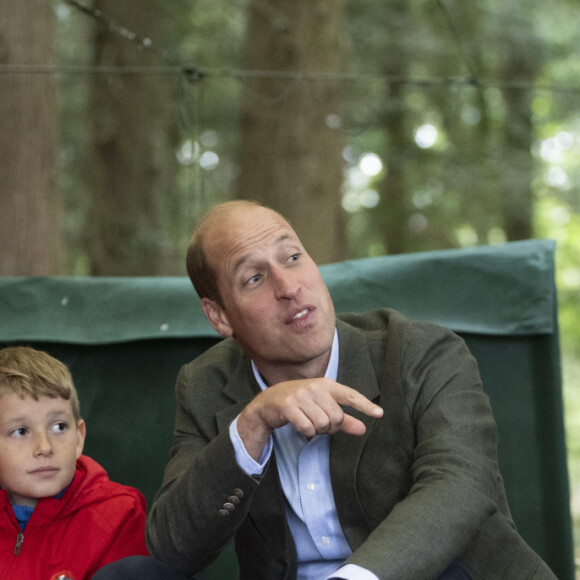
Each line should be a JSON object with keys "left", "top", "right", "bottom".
{"left": 201, "top": 298, "right": 233, "bottom": 338}
{"left": 75, "top": 419, "right": 86, "bottom": 459}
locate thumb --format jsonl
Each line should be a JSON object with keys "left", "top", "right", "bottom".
{"left": 340, "top": 414, "right": 368, "bottom": 436}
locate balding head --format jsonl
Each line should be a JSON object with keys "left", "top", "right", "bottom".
{"left": 186, "top": 201, "right": 289, "bottom": 306}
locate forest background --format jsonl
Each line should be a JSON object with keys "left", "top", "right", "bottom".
{"left": 1, "top": 0, "right": 580, "bottom": 572}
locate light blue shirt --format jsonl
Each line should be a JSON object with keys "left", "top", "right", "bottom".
{"left": 230, "top": 331, "right": 379, "bottom": 580}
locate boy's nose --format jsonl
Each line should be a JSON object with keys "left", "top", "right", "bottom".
{"left": 34, "top": 433, "right": 54, "bottom": 457}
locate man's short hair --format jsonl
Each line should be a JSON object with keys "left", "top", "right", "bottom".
{"left": 0, "top": 346, "right": 81, "bottom": 422}
{"left": 186, "top": 200, "right": 264, "bottom": 306}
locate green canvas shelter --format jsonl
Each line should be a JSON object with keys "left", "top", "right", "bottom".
{"left": 0, "top": 238, "right": 573, "bottom": 578}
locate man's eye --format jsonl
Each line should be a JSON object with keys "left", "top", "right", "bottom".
{"left": 248, "top": 274, "right": 261, "bottom": 285}
{"left": 289, "top": 253, "right": 300, "bottom": 262}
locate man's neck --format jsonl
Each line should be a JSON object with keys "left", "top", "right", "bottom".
{"left": 254, "top": 330, "right": 338, "bottom": 386}
{"left": 258, "top": 360, "right": 328, "bottom": 386}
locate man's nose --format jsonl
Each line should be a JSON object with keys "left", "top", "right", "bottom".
{"left": 33, "top": 432, "right": 54, "bottom": 457}
{"left": 272, "top": 267, "right": 299, "bottom": 300}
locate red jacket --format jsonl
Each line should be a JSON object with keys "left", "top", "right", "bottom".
{"left": 0, "top": 455, "right": 148, "bottom": 580}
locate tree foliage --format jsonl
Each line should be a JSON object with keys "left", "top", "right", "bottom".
{"left": 3, "top": 0, "right": 579, "bottom": 347}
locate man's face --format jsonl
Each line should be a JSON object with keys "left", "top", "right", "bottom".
{"left": 0, "top": 393, "right": 85, "bottom": 507}
{"left": 202, "top": 206, "right": 336, "bottom": 382}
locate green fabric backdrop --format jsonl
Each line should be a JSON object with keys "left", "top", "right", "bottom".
{"left": 0, "top": 239, "right": 573, "bottom": 579}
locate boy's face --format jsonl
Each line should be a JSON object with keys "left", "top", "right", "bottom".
{"left": 0, "top": 393, "right": 85, "bottom": 508}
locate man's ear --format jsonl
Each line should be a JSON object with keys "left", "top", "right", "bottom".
{"left": 201, "top": 297, "right": 233, "bottom": 337}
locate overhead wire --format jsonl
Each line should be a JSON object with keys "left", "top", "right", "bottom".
{"left": 61, "top": 0, "right": 188, "bottom": 70}
{"left": 2, "top": 62, "right": 579, "bottom": 95}
{"left": 32, "top": 0, "right": 580, "bottom": 236}
{"left": 60, "top": 0, "right": 208, "bottom": 222}
{"left": 0, "top": 0, "right": 576, "bottom": 96}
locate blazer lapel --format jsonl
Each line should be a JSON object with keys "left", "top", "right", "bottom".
{"left": 215, "top": 352, "right": 293, "bottom": 569}
{"left": 216, "top": 354, "right": 261, "bottom": 432}
{"left": 331, "top": 319, "right": 382, "bottom": 550}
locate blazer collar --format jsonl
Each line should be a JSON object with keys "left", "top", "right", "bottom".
{"left": 335, "top": 317, "right": 381, "bottom": 402}
{"left": 216, "top": 346, "right": 260, "bottom": 433}
{"left": 331, "top": 317, "right": 382, "bottom": 549}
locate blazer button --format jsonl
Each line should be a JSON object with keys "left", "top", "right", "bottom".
{"left": 230, "top": 488, "right": 244, "bottom": 499}
{"left": 223, "top": 502, "right": 235, "bottom": 511}
{"left": 218, "top": 509, "right": 230, "bottom": 519}
{"left": 228, "top": 496, "right": 240, "bottom": 506}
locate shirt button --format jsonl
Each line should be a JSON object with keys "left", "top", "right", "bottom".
{"left": 306, "top": 482, "right": 315, "bottom": 491}
{"left": 321, "top": 536, "right": 330, "bottom": 546}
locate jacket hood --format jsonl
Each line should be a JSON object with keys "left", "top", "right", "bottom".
{"left": 0, "top": 455, "right": 145, "bottom": 533}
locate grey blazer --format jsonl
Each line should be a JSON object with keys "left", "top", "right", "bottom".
{"left": 146, "top": 309, "right": 556, "bottom": 580}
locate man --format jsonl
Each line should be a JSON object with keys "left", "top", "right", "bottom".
{"left": 97, "top": 200, "right": 556, "bottom": 579}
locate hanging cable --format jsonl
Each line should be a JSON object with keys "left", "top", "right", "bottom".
{"left": 435, "top": 0, "right": 481, "bottom": 85}
{"left": 61, "top": 0, "right": 205, "bottom": 84}
{"left": 48, "top": 0, "right": 579, "bottom": 98}
{"left": 1, "top": 62, "right": 578, "bottom": 95}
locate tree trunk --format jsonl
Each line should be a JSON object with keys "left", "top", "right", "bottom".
{"left": 499, "top": 11, "right": 542, "bottom": 241}
{"left": 501, "top": 85, "right": 535, "bottom": 241}
{"left": 374, "top": 0, "right": 412, "bottom": 255}
{"left": 0, "top": 0, "right": 63, "bottom": 275}
{"left": 236, "top": 0, "right": 346, "bottom": 265}
{"left": 88, "top": 0, "right": 182, "bottom": 275}
{"left": 377, "top": 79, "right": 411, "bottom": 255}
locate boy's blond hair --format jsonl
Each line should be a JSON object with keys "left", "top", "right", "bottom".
{"left": 0, "top": 346, "right": 81, "bottom": 422}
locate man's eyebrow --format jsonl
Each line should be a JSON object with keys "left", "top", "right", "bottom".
{"left": 232, "top": 254, "right": 253, "bottom": 276}
{"left": 232, "top": 233, "right": 294, "bottom": 275}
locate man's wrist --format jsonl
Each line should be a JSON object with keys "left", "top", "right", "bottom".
{"left": 229, "top": 415, "right": 272, "bottom": 475}
{"left": 237, "top": 406, "right": 272, "bottom": 461}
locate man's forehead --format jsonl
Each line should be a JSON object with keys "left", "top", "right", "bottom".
{"left": 207, "top": 209, "right": 295, "bottom": 252}
{"left": 231, "top": 232, "right": 297, "bottom": 271}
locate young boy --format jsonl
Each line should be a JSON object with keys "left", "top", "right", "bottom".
{"left": 0, "top": 346, "right": 148, "bottom": 580}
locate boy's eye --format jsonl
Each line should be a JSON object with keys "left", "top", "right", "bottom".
{"left": 10, "top": 427, "right": 28, "bottom": 439}
{"left": 51, "top": 422, "right": 68, "bottom": 434}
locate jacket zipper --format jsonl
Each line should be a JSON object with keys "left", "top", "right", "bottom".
{"left": 14, "top": 532, "right": 24, "bottom": 555}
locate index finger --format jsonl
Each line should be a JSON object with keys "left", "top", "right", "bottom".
{"left": 330, "top": 383, "right": 384, "bottom": 419}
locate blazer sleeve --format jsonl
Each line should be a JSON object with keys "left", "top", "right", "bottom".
{"left": 145, "top": 359, "right": 261, "bottom": 575}
{"left": 344, "top": 321, "right": 503, "bottom": 579}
